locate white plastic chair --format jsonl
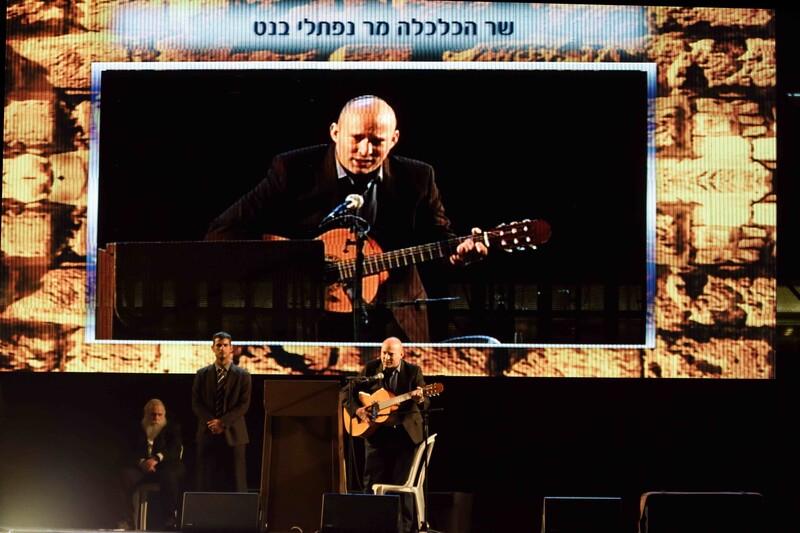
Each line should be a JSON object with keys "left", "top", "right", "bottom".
{"left": 372, "top": 433, "right": 437, "bottom": 532}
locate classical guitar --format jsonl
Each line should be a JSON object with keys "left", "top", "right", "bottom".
{"left": 343, "top": 382, "right": 444, "bottom": 438}
{"left": 265, "top": 218, "right": 551, "bottom": 313}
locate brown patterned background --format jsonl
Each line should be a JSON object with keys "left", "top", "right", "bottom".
{"left": 2, "top": 2, "right": 779, "bottom": 377}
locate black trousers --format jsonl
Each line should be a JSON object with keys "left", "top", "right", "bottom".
{"left": 364, "top": 427, "right": 418, "bottom": 533}
{"left": 117, "top": 461, "right": 184, "bottom": 524}
{"left": 195, "top": 434, "right": 247, "bottom": 492}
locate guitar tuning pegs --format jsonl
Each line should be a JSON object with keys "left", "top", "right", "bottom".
{"left": 491, "top": 218, "right": 551, "bottom": 252}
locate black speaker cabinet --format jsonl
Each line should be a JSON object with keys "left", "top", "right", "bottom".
{"left": 428, "top": 492, "right": 474, "bottom": 532}
{"left": 638, "top": 491, "right": 767, "bottom": 533}
{"left": 181, "top": 492, "right": 260, "bottom": 532}
{"left": 320, "top": 493, "right": 401, "bottom": 533}
{"left": 541, "top": 496, "right": 623, "bottom": 533}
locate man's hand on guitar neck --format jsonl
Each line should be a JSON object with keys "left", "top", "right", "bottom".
{"left": 450, "top": 227, "right": 488, "bottom": 266}
{"left": 410, "top": 386, "right": 425, "bottom": 404}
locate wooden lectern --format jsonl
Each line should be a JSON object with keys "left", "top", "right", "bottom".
{"left": 95, "top": 240, "right": 325, "bottom": 341}
{"left": 260, "top": 380, "right": 346, "bottom": 533}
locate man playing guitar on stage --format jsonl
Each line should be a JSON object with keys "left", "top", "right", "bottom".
{"left": 343, "top": 337, "right": 430, "bottom": 533}
{"left": 205, "top": 95, "right": 488, "bottom": 342}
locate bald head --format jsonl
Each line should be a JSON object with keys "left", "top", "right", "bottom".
{"left": 330, "top": 95, "right": 399, "bottom": 175}
{"left": 380, "top": 336, "right": 405, "bottom": 370}
{"left": 337, "top": 96, "right": 396, "bottom": 125}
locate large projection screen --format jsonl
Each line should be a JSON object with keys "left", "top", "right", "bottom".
{"left": 2, "top": 2, "right": 777, "bottom": 378}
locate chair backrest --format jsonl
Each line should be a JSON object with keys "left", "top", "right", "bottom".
{"left": 404, "top": 433, "right": 436, "bottom": 488}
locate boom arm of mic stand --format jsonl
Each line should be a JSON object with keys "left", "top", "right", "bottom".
{"left": 379, "top": 297, "right": 460, "bottom": 309}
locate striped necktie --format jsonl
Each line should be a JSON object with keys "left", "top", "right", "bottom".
{"left": 215, "top": 367, "right": 227, "bottom": 417}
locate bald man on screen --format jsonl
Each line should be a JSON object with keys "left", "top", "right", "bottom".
{"left": 206, "top": 95, "right": 486, "bottom": 342}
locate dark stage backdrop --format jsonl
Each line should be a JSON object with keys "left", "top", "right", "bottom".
{"left": 0, "top": 366, "right": 795, "bottom": 532}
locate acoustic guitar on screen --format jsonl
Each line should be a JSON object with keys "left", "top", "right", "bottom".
{"left": 265, "top": 218, "right": 552, "bottom": 313}
{"left": 343, "top": 383, "right": 445, "bottom": 438}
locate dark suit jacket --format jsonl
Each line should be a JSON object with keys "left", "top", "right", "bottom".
{"left": 343, "top": 358, "right": 429, "bottom": 446}
{"left": 191, "top": 363, "right": 251, "bottom": 447}
{"left": 204, "top": 144, "right": 458, "bottom": 341}
{"left": 122, "top": 421, "right": 184, "bottom": 471}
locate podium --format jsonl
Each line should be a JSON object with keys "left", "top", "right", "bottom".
{"left": 95, "top": 240, "right": 325, "bottom": 341}
{"left": 260, "top": 380, "right": 346, "bottom": 533}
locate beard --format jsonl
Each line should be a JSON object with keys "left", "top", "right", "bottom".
{"left": 142, "top": 418, "right": 167, "bottom": 441}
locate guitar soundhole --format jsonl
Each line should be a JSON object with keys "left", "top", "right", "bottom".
{"left": 368, "top": 404, "right": 379, "bottom": 421}
{"left": 327, "top": 283, "right": 345, "bottom": 302}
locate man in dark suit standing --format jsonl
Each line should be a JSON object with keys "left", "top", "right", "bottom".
{"left": 114, "top": 398, "right": 185, "bottom": 530}
{"left": 192, "top": 330, "right": 251, "bottom": 492}
{"left": 204, "top": 95, "right": 487, "bottom": 342}
{"left": 343, "top": 336, "right": 429, "bottom": 533}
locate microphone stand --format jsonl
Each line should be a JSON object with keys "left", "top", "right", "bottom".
{"left": 319, "top": 212, "right": 370, "bottom": 342}
{"left": 343, "top": 376, "right": 364, "bottom": 495}
{"left": 350, "top": 175, "right": 381, "bottom": 342}
{"left": 344, "top": 214, "right": 370, "bottom": 342}
{"left": 342, "top": 372, "right": 383, "bottom": 495}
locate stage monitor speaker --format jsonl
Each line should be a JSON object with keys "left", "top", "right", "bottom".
{"left": 638, "top": 491, "right": 767, "bottom": 533}
{"left": 182, "top": 492, "right": 260, "bottom": 532}
{"left": 428, "top": 492, "right": 474, "bottom": 532}
{"left": 541, "top": 496, "right": 622, "bottom": 533}
{"left": 320, "top": 493, "right": 401, "bottom": 533}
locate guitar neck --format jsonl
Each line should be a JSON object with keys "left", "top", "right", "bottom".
{"left": 330, "top": 235, "right": 467, "bottom": 281}
{"left": 366, "top": 237, "right": 466, "bottom": 276}
{"left": 323, "top": 218, "right": 551, "bottom": 284}
{"left": 376, "top": 390, "right": 418, "bottom": 411}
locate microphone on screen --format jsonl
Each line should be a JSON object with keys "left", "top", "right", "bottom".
{"left": 321, "top": 194, "right": 364, "bottom": 225}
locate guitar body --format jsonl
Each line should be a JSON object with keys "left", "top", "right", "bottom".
{"left": 342, "top": 388, "right": 399, "bottom": 438}
{"left": 343, "top": 383, "right": 444, "bottom": 438}
{"left": 318, "top": 228, "right": 389, "bottom": 313}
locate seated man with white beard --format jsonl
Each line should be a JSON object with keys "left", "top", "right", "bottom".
{"left": 114, "top": 398, "right": 185, "bottom": 530}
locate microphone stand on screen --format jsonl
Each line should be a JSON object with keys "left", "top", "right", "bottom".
{"left": 323, "top": 211, "right": 370, "bottom": 342}
{"left": 343, "top": 176, "right": 379, "bottom": 342}
{"left": 318, "top": 193, "right": 370, "bottom": 342}
{"left": 350, "top": 214, "right": 370, "bottom": 342}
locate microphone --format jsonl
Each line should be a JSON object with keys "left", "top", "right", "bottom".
{"left": 356, "top": 372, "right": 384, "bottom": 384}
{"left": 321, "top": 194, "right": 364, "bottom": 224}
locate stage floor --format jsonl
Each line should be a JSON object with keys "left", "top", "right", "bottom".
{"left": 0, "top": 529, "right": 174, "bottom": 533}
